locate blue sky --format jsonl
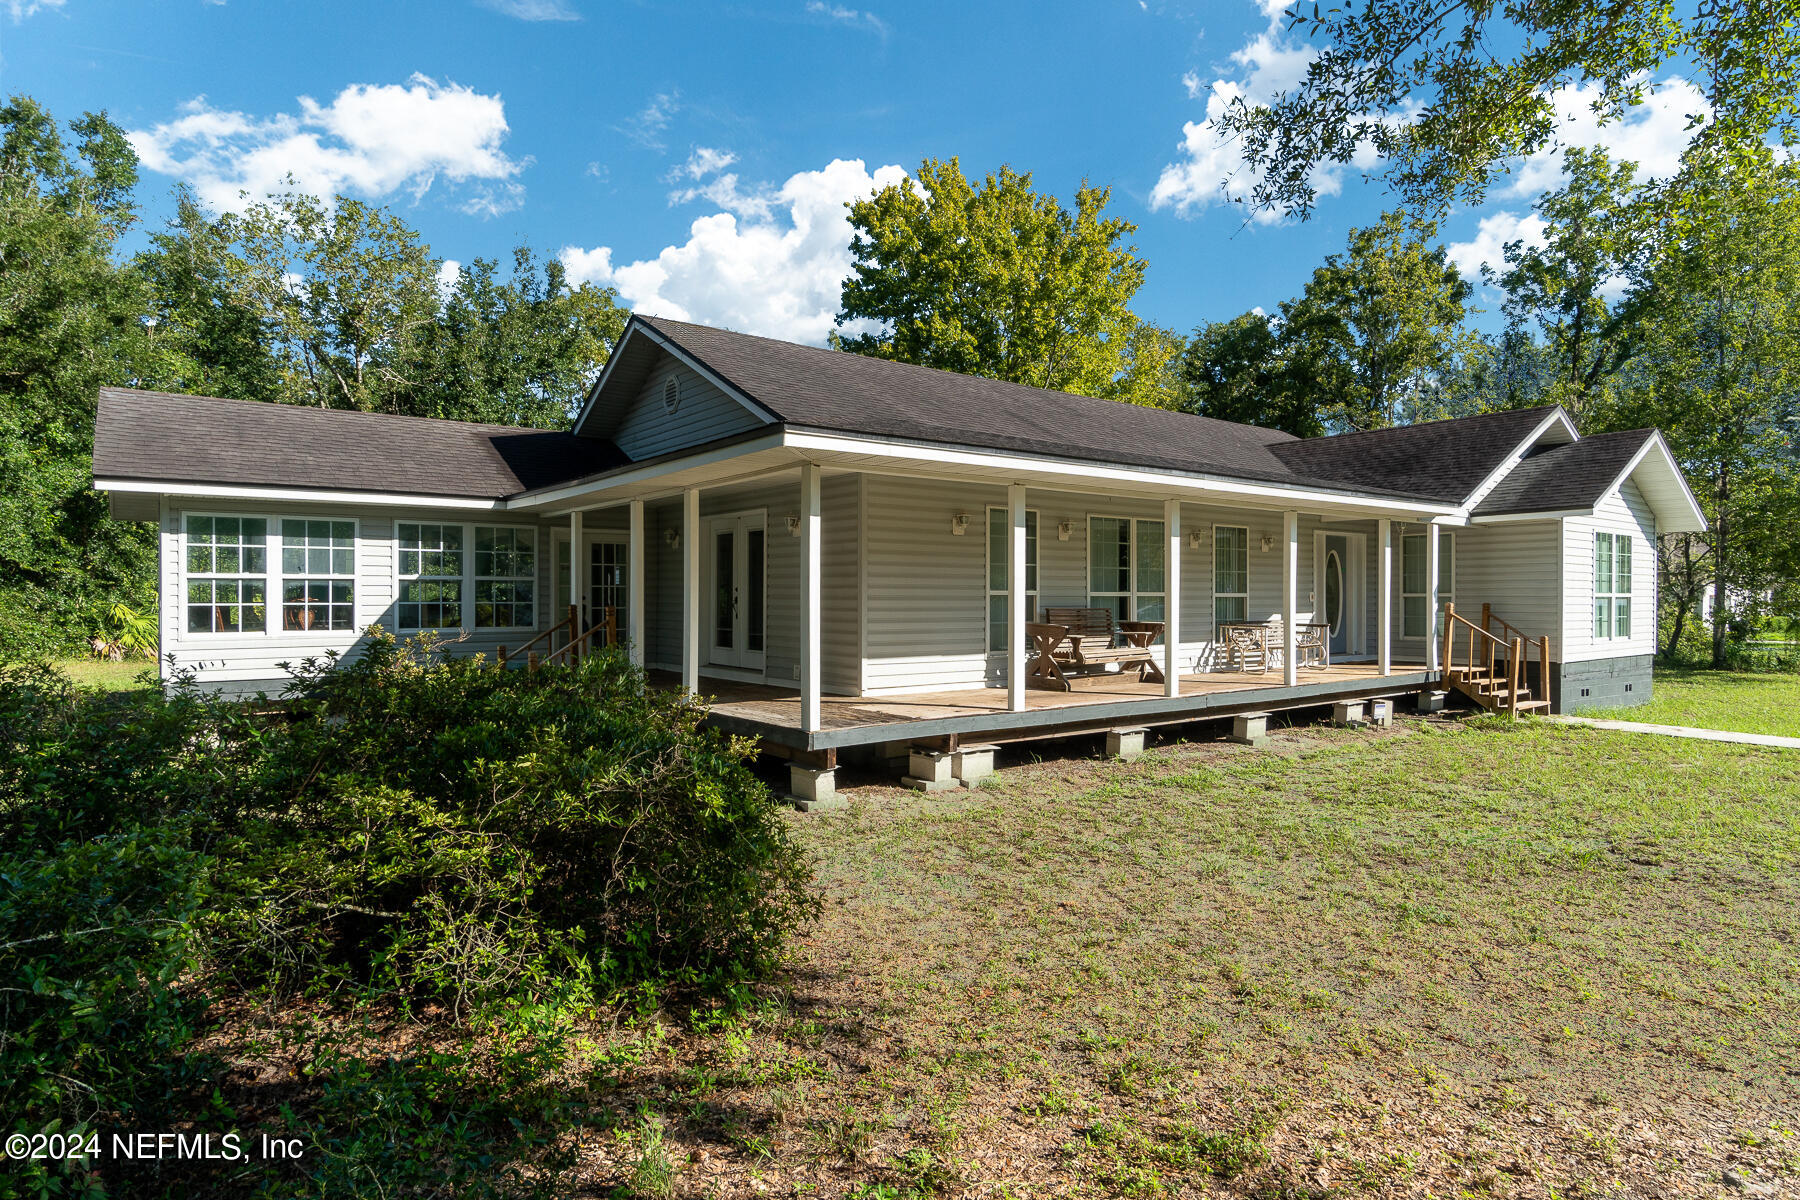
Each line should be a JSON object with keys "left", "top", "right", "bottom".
{"left": 2, "top": 0, "right": 1704, "bottom": 344}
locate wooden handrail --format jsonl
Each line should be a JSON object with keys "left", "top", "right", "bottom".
{"left": 499, "top": 605, "right": 576, "bottom": 667}
{"left": 542, "top": 606, "right": 620, "bottom": 668}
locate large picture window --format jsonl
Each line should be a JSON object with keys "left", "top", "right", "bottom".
{"left": 185, "top": 514, "right": 267, "bottom": 634}
{"left": 1594, "top": 532, "right": 1632, "bottom": 639}
{"left": 1212, "top": 526, "right": 1248, "bottom": 625}
{"left": 281, "top": 519, "right": 355, "bottom": 631}
{"left": 1089, "top": 516, "right": 1165, "bottom": 639}
{"left": 986, "top": 508, "right": 1038, "bottom": 652}
{"left": 474, "top": 526, "right": 535, "bottom": 629}
{"left": 397, "top": 523, "right": 464, "bottom": 630}
{"left": 1401, "top": 532, "right": 1455, "bottom": 638}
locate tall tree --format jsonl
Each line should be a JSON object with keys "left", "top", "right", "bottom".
{"left": 1492, "top": 148, "right": 1648, "bottom": 427}
{"left": 1274, "top": 212, "right": 1475, "bottom": 431}
{"left": 1107, "top": 321, "right": 1187, "bottom": 409}
{"left": 1609, "top": 147, "right": 1800, "bottom": 666}
{"left": 1214, "top": 0, "right": 1800, "bottom": 223}
{"left": 1179, "top": 311, "right": 1322, "bottom": 436}
{"left": 0, "top": 97, "right": 159, "bottom": 654}
{"left": 836, "top": 158, "right": 1146, "bottom": 397}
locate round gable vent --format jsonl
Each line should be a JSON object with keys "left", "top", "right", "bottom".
{"left": 662, "top": 375, "right": 682, "bottom": 414}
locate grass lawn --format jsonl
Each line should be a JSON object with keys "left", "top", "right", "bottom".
{"left": 481, "top": 712, "right": 1800, "bottom": 1197}
{"left": 1590, "top": 665, "right": 1800, "bottom": 738}
{"left": 48, "top": 657, "right": 158, "bottom": 692}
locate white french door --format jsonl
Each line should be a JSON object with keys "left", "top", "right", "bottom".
{"left": 704, "top": 511, "right": 766, "bottom": 673}
{"left": 555, "top": 534, "right": 629, "bottom": 637}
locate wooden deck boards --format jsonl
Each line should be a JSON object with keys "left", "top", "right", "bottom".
{"left": 652, "top": 662, "right": 1430, "bottom": 748}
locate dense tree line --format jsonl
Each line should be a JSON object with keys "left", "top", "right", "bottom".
{"left": 0, "top": 97, "right": 629, "bottom": 656}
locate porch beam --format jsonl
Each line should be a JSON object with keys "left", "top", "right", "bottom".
{"left": 1425, "top": 522, "right": 1441, "bottom": 672}
{"left": 800, "top": 463, "right": 822, "bottom": 734}
{"left": 627, "top": 499, "right": 646, "bottom": 669}
{"left": 1377, "top": 518, "right": 1392, "bottom": 676}
{"left": 1007, "top": 483, "right": 1027, "bottom": 713}
{"left": 568, "top": 509, "right": 583, "bottom": 634}
{"left": 1282, "top": 510, "right": 1299, "bottom": 688}
{"left": 682, "top": 487, "right": 700, "bottom": 694}
{"left": 1164, "top": 498, "right": 1181, "bottom": 698}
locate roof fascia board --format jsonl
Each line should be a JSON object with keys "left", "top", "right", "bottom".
{"left": 782, "top": 429, "right": 1460, "bottom": 519}
{"left": 570, "top": 320, "right": 647, "bottom": 437}
{"left": 94, "top": 478, "right": 507, "bottom": 510}
{"left": 1469, "top": 508, "right": 1593, "bottom": 524}
{"left": 1604, "top": 430, "right": 1708, "bottom": 532}
{"left": 507, "top": 431, "right": 790, "bottom": 509}
{"left": 537, "top": 464, "right": 804, "bottom": 519}
{"left": 632, "top": 322, "right": 780, "bottom": 425}
{"left": 1457, "top": 407, "right": 1579, "bottom": 515}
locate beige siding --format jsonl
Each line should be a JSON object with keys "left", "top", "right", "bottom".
{"left": 159, "top": 498, "right": 559, "bottom": 691}
{"left": 1453, "top": 519, "right": 1563, "bottom": 651}
{"left": 821, "top": 474, "right": 862, "bottom": 695}
{"left": 615, "top": 360, "right": 764, "bottom": 460}
{"left": 1562, "top": 480, "right": 1658, "bottom": 662}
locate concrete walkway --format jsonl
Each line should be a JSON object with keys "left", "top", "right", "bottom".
{"left": 1543, "top": 715, "right": 1800, "bottom": 750}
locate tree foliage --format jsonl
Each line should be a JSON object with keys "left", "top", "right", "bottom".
{"left": 1216, "top": 0, "right": 1800, "bottom": 222}
{"left": 837, "top": 157, "right": 1148, "bottom": 398}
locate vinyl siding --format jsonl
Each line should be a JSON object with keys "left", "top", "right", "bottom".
{"left": 614, "top": 360, "right": 764, "bottom": 460}
{"left": 1562, "top": 480, "right": 1657, "bottom": 663}
{"left": 159, "top": 497, "right": 558, "bottom": 691}
{"left": 821, "top": 474, "right": 862, "bottom": 695}
{"left": 1452, "top": 519, "right": 1563, "bottom": 651}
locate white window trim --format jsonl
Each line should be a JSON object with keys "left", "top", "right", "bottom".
{"left": 1087, "top": 514, "right": 1168, "bottom": 635}
{"left": 1594, "top": 531, "right": 1633, "bottom": 640}
{"left": 395, "top": 521, "right": 471, "bottom": 634}
{"left": 1211, "top": 524, "right": 1249, "bottom": 626}
{"left": 277, "top": 516, "right": 360, "bottom": 637}
{"left": 473, "top": 524, "right": 540, "bottom": 633}
{"left": 984, "top": 506, "right": 1039, "bottom": 654}
{"left": 180, "top": 511, "right": 275, "bottom": 637}
{"left": 1401, "top": 531, "right": 1455, "bottom": 639}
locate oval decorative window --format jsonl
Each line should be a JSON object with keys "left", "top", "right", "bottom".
{"left": 662, "top": 375, "right": 682, "bottom": 414}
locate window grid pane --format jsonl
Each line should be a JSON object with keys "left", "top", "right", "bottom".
{"left": 398, "top": 522, "right": 465, "bottom": 629}
{"left": 986, "top": 508, "right": 1039, "bottom": 653}
{"left": 473, "top": 526, "right": 535, "bottom": 629}
{"left": 185, "top": 514, "right": 268, "bottom": 634}
{"left": 281, "top": 518, "right": 355, "bottom": 632}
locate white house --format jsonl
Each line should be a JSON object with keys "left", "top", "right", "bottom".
{"left": 93, "top": 314, "right": 1705, "bottom": 796}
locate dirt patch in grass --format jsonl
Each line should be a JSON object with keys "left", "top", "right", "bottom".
{"left": 203, "top": 713, "right": 1800, "bottom": 1197}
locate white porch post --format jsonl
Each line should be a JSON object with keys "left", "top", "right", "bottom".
{"left": 1007, "top": 483, "right": 1027, "bottom": 713}
{"left": 568, "top": 509, "right": 583, "bottom": 631}
{"left": 681, "top": 487, "right": 700, "bottom": 694}
{"left": 1164, "top": 498, "right": 1181, "bottom": 698}
{"left": 1282, "top": 510, "right": 1299, "bottom": 688}
{"left": 1377, "top": 518, "right": 1392, "bottom": 676}
{"left": 627, "top": 499, "right": 646, "bottom": 669}
{"left": 800, "top": 463, "right": 822, "bottom": 734}
{"left": 1425, "top": 521, "right": 1441, "bottom": 672}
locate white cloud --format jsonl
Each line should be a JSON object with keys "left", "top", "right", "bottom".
{"left": 129, "top": 74, "right": 525, "bottom": 215}
{"left": 805, "top": 0, "right": 888, "bottom": 37}
{"left": 663, "top": 147, "right": 776, "bottom": 219}
{"left": 1499, "top": 75, "right": 1709, "bottom": 196}
{"left": 6, "top": 0, "right": 65, "bottom": 19}
{"left": 436, "top": 259, "right": 463, "bottom": 300}
{"left": 616, "top": 90, "right": 680, "bottom": 152}
{"left": 1151, "top": 3, "right": 1374, "bottom": 222}
{"left": 1445, "top": 211, "right": 1548, "bottom": 282}
{"left": 475, "top": 0, "right": 579, "bottom": 19}
{"left": 561, "top": 157, "right": 909, "bottom": 345}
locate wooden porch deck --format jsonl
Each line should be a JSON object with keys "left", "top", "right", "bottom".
{"left": 654, "top": 662, "right": 1435, "bottom": 752}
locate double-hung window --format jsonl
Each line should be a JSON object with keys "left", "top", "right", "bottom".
{"left": 986, "top": 508, "right": 1038, "bottom": 652}
{"left": 1089, "top": 516, "right": 1166, "bottom": 638}
{"left": 1593, "top": 532, "right": 1632, "bottom": 639}
{"left": 397, "top": 523, "right": 464, "bottom": 630}
{"left": 185, "top": 515, "right": 267, "bottom": 633}
{"left": 281, "top": 519, "right": 355, "bottom": 631}
{"left": 1212, "top": 526, "right": 1248, "bottom": 625}
{"left": 1401, "top": 532, "right": 1455, "bottom": 638}
{"left": 474, "top": 527, "right": 536, "bottom": 629}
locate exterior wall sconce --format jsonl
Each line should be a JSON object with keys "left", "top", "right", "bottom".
{"left": 786, "top": 514, "right": 801, "bottom": 536}
{"left": 950, "top": 512, "right": 970, "bottom": 536}
{"left": 664, "top": 527, "right": 681, "bottom": 548}
{"left": 1057, "top": 520, "right": 1074, "bottom": 541}
{"left": 1188, "top": 530, "right": 1204, "bottom": 550}
{"left": 1260, "top": 534, "right": 1276, "bottom": 553}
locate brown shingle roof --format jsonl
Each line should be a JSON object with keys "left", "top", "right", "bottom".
{"left": 1473, "top": 428, "right": 1655, "bottom": 516}
{"left": 93, "top": 388, "right": 620, "bottom": 500}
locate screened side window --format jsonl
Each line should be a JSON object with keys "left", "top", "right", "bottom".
{"left": 986, "top": 508, "right": 1038, "bottom": 653}
{"left": 185, "top": 514, "right": 267, "bottom": 634}
{"left": 1593, "top": 532, "right": 1633, "bottom": 639}
{"left": 398, "top": 523, "right": 464, "bottom": 629}
{"left": 281, "top": 519, "right": 355, "bottom": 631}
{"left": 1213, "top": 526, "right": 1247, "bottom": 625}
{"left": 474, "top": 526, "right": 535, "bottom": 629}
